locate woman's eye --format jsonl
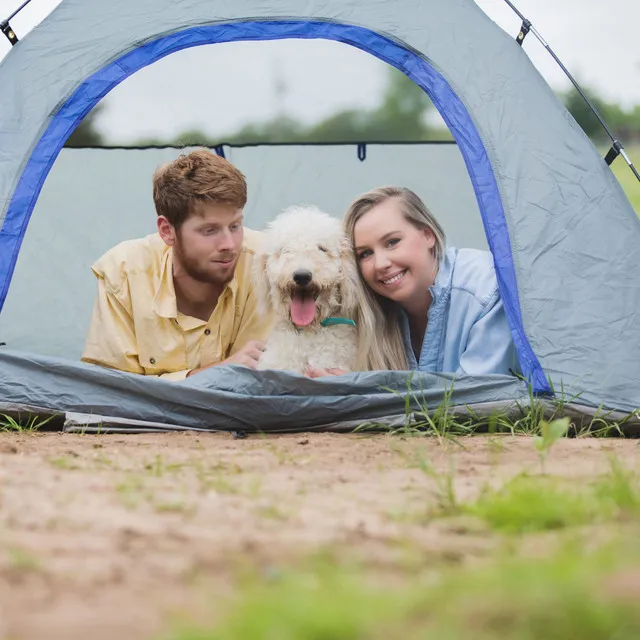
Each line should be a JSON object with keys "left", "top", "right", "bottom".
{"left": 387, "top": 238, "right": 399, "bottom": 247}
{"left": 357, "top": 250, "right": 372, "bottom": 260}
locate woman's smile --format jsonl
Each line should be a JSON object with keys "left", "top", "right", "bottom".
{"left": 379, "top": 269, "right": 408, "bottom": 286}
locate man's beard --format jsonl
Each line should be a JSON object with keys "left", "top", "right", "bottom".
{"left": 173, "top": 240, "right": 236, "bottom": 286}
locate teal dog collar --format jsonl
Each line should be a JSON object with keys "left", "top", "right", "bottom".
{"left": 320, "top": 317, "right": 356, "bottom": 328}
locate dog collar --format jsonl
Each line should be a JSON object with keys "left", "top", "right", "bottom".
{"left": 293, "top": 317, "right": 356, "bottom": 332}
{"left": 320, "top": 317, "right": 356, "bottom": 328}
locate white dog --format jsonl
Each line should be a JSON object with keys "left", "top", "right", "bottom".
{"left": 254, "top": 205, "right": 360, "bottom": 374}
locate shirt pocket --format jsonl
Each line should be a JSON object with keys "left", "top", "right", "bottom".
{"left": 137, "top": 330, "right": 188, "bottom": 374}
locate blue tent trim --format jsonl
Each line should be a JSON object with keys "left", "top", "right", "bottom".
{"left": 0, "top": 19, "right": 551, "bottom": 393}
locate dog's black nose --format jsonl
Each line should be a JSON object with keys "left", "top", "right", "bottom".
{"left": 293, "top": 269, "right": 313, "bottom": 286}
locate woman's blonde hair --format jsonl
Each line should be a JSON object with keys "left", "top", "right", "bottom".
{"left": 344, "top": 186, "right": 446, "bottom": 371}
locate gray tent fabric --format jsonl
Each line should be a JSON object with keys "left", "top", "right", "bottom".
{"left": 0, "top": 144, "right": 485, "bottom": 360}
{"left": 0, "top": 0, "right": 639, "bottom": 422}
{"left": 0, "top": 349, "right": 530, "bottom": 432}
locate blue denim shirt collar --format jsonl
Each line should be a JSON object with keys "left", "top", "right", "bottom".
{"left": 400, "top": 247, "right": 457, "bottom": 371}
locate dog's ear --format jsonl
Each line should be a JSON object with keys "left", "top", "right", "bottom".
{"left": 252, "top": 250, "right": 272, "bottom": 317}
{"left": 338, "top": 236, "right": 361, "bottom": 317}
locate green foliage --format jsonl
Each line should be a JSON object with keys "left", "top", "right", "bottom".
{"left": 610, "top": 145, "right": 640, "bottom": 214}
{"left": 470, "top": 474, "right": 597, "bottom": 533}
{"left": 394, "top": 445, "right": 459, "bottom": 516}
{"left": 594, "top": 456, "right": 640, "bottom": 517}
{"left": 6, "top": 547, "right": 43, "bottom": 573}
{"left": 424, "top": 543, "right": 640, "bottom": 640}
{"left": 161, "top": 542, "right": 640, "bottom": 640}
{"left": 159, "top": 453, "right": 640, "bottom": 639}
{"left": 0, "top": 413, "right": 53, "bottom": 432}
{"left": 168, "top": 561, "right": 419, "bottom": 640}
{"left": 562, "top": 85, "right": 640, "bottom": 144}
{"left": 60, "top": 67, "right": 640, "bottom": 219}
{"left": 357, "top": 374, "right": 637, "bottom": 440}
{"left": 562, "top": 89, "right": 640, "bottom": 215}
{"left": 64, "top": 103, "right": 105, "bottom": 147}
{"left": 470, "top": 458, "right": 640, "bottom": 534}
{"left": 133, "top": 68, "right": 448, "bottom": 146}
{"left": 534, "top": 417, "right": 569, "bottom": 473}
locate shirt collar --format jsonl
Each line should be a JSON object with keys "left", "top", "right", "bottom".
{"left": 152, "top": 247, "right": 240, "bottom": 319}
{"left": 400, "top": 246, "right": 457, "bottom": 369}
{"left": 429, "top": 246, "right": 456, "bottom": 302}
{"left": 153, "top": 247, "right": 178, "bottom": 318}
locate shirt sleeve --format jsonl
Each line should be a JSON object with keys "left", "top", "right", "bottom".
{"left": 81, "top": 276, "right": 191, "bottom": 380}
{"left": 227, "top": 289, "right": 271, "bottom": 357}
{"left": 457, "top": 294, "right": 519, "bottom": 376}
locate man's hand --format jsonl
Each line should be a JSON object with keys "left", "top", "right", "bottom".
{"left": 186, "top": 340, "right": 266, "bottom": 377}
{"left": 224, "top": 340, "right": 266, "bottom": 368}
{"left": 303, "top": 365, "right": 350, "bottom": 378}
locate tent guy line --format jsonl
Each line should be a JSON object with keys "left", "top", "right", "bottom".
{"left": 503, "top": 0, "right": 640, "bottom": 181}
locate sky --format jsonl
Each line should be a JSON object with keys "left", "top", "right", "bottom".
{"left": 1, "top": 0, "right": 638, "bottom": 144}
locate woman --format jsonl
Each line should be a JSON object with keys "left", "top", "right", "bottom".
{"left": 307, "top": 186, "right": 519, "bottom": 376}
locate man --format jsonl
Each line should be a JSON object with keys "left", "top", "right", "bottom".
{"left": 82, "top": 149, "right": 269, "bottom": 379}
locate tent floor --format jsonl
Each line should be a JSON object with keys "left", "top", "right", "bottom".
{"left": 2, "top": 399, "right": 639, "bottom": 437}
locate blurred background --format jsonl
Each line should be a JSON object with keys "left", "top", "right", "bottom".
{"left": 1, "top": 0, "right": 638, "bottom": 209}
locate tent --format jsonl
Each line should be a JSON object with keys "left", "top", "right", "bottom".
{"left": 0, "top": 0, "right": 639, "bottom": 433}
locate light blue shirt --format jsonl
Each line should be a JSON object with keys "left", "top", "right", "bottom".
{"left": 401, "top": 247, "right": 520, "bottom": 376}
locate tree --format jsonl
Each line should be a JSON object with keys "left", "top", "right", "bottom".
{"left": 225, "top": 114, "right": 305, "bottom": 144}
{"left": 370, "top": 69, "right": 434, "bottom": 138}
{"left": 562, "top": 86, "right": 611, "bottom": 142}
{"left": 65, "top": 103, "right": 105, "bottom": 147}
{"left": 304, "top": 69, "right": 446, "bottom": 142}
{"left": 562, "top": 85, "right": 640, "bottom": 144}
{"left": 128, "top": 66, "right": 450, "bottom": 147}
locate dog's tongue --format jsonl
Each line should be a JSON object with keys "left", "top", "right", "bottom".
{"left": 290, "top": 291, "right": 316, "bottom": 327}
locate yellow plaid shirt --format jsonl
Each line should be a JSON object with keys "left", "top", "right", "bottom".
{"left": 81, "top": 228, "right": 269, "bottom": 380}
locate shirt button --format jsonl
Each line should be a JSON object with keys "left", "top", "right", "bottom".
{"left": 149, "top": 357, "right": 156, "bottom": 364}
{"left": 204, "top": 329, "right": 211, "bottom": 335}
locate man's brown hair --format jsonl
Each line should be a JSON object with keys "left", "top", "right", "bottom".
{"left": 153, "top": 149, "right": 247, "bottom": 228}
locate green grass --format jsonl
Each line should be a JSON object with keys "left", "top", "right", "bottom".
{"left": 470, "top": 473, "right": 600, "bottom": 534}
{"left": 393, "top": 445, "right": 639, "bottom": 534}
{"left": 48, "top": 455, "right": 80, "bottom": 471}
{"left": 161, "top": 539, "right": 640, "bottom": 640}
{"left": 357, "top": 373, "right": 637, "bottom": 440}
{"left": 0, "top": 413, "right": 53, "bottom": 432}
{"left": 157, "top": 450, "right": 640, "bottom": 639}
{"left": 393, "top": 444, "right": 459, "bottom": 516}
{"left": 422, "top": 543, "right": 640, "bottom": 640}
{"left": 5, "top": 547, "right": 43, "bottom": 573}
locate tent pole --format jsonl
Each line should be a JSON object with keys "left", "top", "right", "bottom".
{"left": 502, "top": 0, "right": 640, "bottom": 183}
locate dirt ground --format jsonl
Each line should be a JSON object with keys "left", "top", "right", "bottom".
{"left": 0, "top": 431, "right": 637, "bottom": 640}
